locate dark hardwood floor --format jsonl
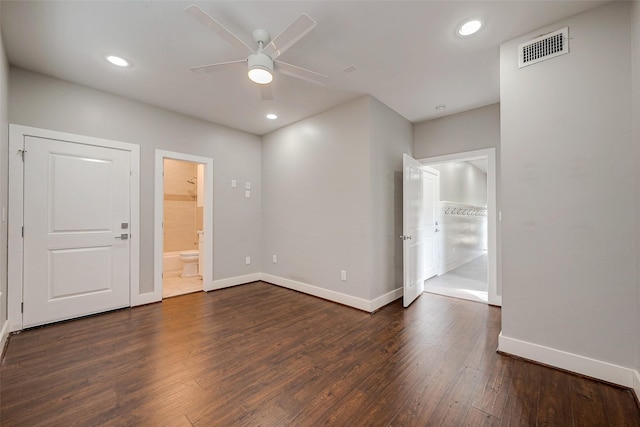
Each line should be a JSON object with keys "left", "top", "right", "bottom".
{"left": 1, "top": 281, "right": 639, "bottom": 426}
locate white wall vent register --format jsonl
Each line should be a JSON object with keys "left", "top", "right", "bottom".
{"left": 518, "top": 27, "right": 569, "bottom": 68}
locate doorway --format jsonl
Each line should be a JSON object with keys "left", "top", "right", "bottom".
{"left": 161, "top": 158, "right": 205, "bottom": 298}
{"left": 402, "top": 148, "right": 499, "bottom": 307}
{"left": 154, "top": 150, "right": 213, "bottom": 301}
{"left": 420, "top": 148, "right": 499, "bottom": 306}
{"left": 424, "top": 159, "right": 489, "bottom": 303}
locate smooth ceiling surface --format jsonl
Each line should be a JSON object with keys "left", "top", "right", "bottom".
{"left": 1, "top": 1, "right": 607, "bottom": 135}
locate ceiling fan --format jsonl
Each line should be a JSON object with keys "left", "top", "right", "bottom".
{"left": 185, "top": 4, "right": 329, "bottom": 100}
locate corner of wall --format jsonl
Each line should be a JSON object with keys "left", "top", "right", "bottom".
{"left": 632, "top": 0, "right": 640, "bottom": 380}
{"left": 0, "top": 2, "right": 10, "bottom": 339}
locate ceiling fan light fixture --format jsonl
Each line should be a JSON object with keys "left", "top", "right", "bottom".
{"left": 248, "top": 53, "right": 274, "bottom": 84}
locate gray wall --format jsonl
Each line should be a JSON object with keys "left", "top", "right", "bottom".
{"left": 261, "top": 97, "right": 373, "bottom": 300}
{"left": 261, "top": 95, "right": 411, "bottom": 302}
{"left": 500, "top": 2, "right": 636, "bottom": 368}
{"left": 413, "top": 103, "right": 500, "bottom": 159}
{"left": 9, "top": 68, "right": 262, "bottom": 296}
{"left": 369, "top": 97, "right": 413, "bottom": 299}
{"left": 0, "top": 7, "right": 8, "bottom": 332}
{"left": 430, "top": 162, "right": 487, "bottom": 207}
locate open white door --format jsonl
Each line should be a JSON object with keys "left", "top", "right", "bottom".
{"left": 402, "top": 153, "right": 426, "bottom": 307}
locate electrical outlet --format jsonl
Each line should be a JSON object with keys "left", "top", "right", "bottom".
{"left": 245, "top": 182, "right": 251, "bottom": 190}
{"left": 341, "top": 270, "right": 347, "bottom": 281}
{"left": 231, "top": 179, "right": 237, "bottom": 188}
{"left": 272, "top": 254, "right": 277, "bottom": 263}
{"left": 245, "top": 256, "right": 251, "bottom": 265}
{"left": 245, "top": 190, "right": 251, "bottom": 198}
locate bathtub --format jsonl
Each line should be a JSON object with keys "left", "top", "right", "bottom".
{"left": 163, "top": 251, "right": 183, "bottom": 277}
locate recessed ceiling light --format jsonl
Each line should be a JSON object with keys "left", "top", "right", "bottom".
{"left": 435, "top": 105, "right": 446, "bottom": 112}
{"left": 458, "top": 20, "right": 482, "bottom": 36}
{"left": 266, "top": 113, "right": 278, "bottom": 120}
{"left": 106, "top": 55, "right": 130, "bottom": 67}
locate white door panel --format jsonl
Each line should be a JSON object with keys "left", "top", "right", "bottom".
{"left": 403, "top": 154, "right": 439, "bottom": 308}
{"left": 23, "top": 136, "right": 131, "bottom": 327}
{"left": 403, "top": 154, "right": 425, "bottom": 307}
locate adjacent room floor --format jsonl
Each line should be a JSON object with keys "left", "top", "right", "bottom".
{"left": 424, "top": 252, "right": 488, "bottom": 303}
{"left": 162, "top": 274, "right": 203, "bottom": 298}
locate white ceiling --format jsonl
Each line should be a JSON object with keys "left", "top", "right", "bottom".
{"left": 1, "top": 1, "right": 607, "bottom": 135}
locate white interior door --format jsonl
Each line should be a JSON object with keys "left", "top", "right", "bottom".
{"left": 422, "top": 167, "right": 439, "bottom": 281}
{"left": 403, "top": 153, "right": 426, "bottom": 307}
{"left": 22, "top": 136, "right": 131, "bottom": 327}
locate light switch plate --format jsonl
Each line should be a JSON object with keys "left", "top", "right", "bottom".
{"left": 245, "top": 190, "right": 250, "bottom": 198}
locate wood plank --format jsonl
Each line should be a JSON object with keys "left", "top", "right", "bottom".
{"left": 464, "top": 406, "right": 501, "bottom": 426}
{"left": 537, "top": 364, "right": 575, "bottom": 426}
{"left": 500, "top": 358, "right": 542, "bottom": 426}
{"left": 471, "top": 355, "right": 513, "bottom": 418}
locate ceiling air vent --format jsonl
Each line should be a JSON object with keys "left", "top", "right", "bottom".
{"left": 518, "top": 27, "right": 569, "bottom": 68}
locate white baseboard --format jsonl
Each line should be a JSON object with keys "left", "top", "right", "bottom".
{"left": 499, "top": 332, "right": 636, "bottom": 388}
{"left": 0, "top": 319, "right": 9, "bottom": 357}
{"left": 371, "top": 287, "right": 403, "bottom": 311}
{"left": 260, "top": 274, "right": 372, "bottom": 312}
{"left": 208, "top": 273, "right": 261, "bottom": 291}
{"left": 633, "top": 369, "right": 640, "bottom": 403}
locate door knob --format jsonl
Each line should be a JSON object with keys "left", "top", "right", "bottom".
{"left": 115, "top": 234, "right": 129, "bottom": 240}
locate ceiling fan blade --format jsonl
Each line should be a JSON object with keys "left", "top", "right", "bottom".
{"left": 190, "top": 59, "right": 246, "bottom": 74}
{"left": 275, "top": 61, "right": 329, "bottom": 86}
{"left": 263, "top": 14, "right": 316, "bottom": 60}
{"left": 184, "top": 4, "right": 252, "bottom": 53}
{"left": 259, "top": 84, "right": 274, "bottom": 101}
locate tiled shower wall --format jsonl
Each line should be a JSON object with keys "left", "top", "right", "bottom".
{"left": 163, "top": 159, "right": 203, "bottom": 253}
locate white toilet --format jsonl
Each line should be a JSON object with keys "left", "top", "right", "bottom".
{"left": 178, "top": 230, "right": 204, "bottom": 278}
{"left": 179, "top": 250, "right": 199, "bottom": 278}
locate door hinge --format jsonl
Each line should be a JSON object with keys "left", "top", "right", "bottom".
{"left": 21, "top": 226, "right": 24, "bottom": 237}
{"left": 21, "top": 302, "right": 23, "bottom": 313}
{"left": 18, "top": 149, "right": 26, "bottom": 162}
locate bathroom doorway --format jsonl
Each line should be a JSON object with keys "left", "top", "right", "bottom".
{"left": 154, "top": 150, "right": 213, "bottom": 301}
{"left": 162, "top": 159, "right": 204, "bottom": 298}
